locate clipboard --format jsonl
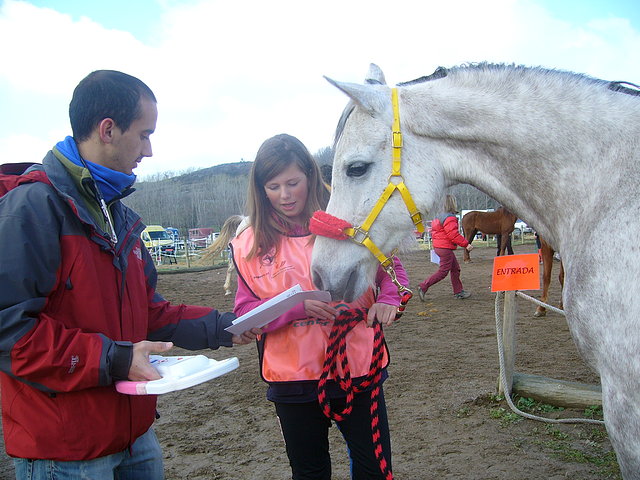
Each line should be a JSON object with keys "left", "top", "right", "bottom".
{"left": 225, "top": 284, "right": 331, "bottom": 335}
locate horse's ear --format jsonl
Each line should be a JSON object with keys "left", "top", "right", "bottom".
{"left": 365, "top": 63, "right": 386, "bottom": 85}
{"left": 324, "top": 76, "right": 388, "bottom": 116}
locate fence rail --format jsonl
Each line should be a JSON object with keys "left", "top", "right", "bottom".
{"left": 495, "top": 291, "right": 603, "bottom": 424}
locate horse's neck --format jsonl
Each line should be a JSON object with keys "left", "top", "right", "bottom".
{"left": 412, "top": 131, "right": 570, "bottom": 244}
{"left": 405, "top": 74, "right": 635, "bottom": 247}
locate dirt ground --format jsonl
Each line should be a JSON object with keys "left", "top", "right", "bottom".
{"left": 0, "top": 242, "right": 619, "bottom": 480}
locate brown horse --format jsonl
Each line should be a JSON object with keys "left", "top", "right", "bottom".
{"left": 461, "top": 207, "right": 517, "bottom": 262}
{"left": 534, "top": 235, "right": 565, "bottom": 317}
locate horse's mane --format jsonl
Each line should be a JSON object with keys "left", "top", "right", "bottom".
{"left": 333, "top": 102, "right": 355, "bottom": 150}
{"left": 403, "top": 62, "right": 640, "bottom": 98}
{"left": 405, "top": 62, "right": 613, "bottom": 93}
{"left": 333, "top": 62, "right": 639, "bottom": 146}
{"left": 396, "top": 66, "right": 448, "bottom": 86}
{"left": 609, "top": 81, "right": 640, "bottom": 96}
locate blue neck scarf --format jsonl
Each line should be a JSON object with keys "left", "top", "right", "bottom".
{"left": 55, "top": 136, "right": 136, "bottom": 203}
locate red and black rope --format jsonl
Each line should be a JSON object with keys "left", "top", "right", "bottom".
{"left": 311, "top": 209, "right": 415, "bottom": 479}
{"left": 317, "top": 307, "right": 393, "bottom": 480}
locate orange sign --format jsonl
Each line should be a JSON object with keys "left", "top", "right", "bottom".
{"left": 491, "top": 254, "right": 540, "bottom": 292}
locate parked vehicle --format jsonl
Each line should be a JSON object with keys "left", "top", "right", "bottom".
{"left": 165, "top": 227, "right": 179, "bottom": 241}
{"left": 514, "top": 219, "right": 533, "bottom": 234}
{"left": 142, "top": 225, "right": 174, "bottom": 252}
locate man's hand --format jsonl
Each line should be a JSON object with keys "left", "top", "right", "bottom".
{"left": 232, "top": 327, "right": 262, "bottom": 345}
{"left": 128, "top": 340, "right": 173, "bottom": 381}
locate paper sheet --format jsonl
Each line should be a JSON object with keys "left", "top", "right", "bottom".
{"left": 225, "top": 284, "right": 331, "bottom": 334}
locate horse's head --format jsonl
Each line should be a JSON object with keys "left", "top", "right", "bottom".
{"left": 311, "top": 64, "right": 445, "bottom": 302}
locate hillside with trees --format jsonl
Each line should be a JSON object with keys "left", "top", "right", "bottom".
{"left": 123, "top": 161, "right": 252, "bottom": 233}
{"left": 123, "top": 154, "right": 500, "bottom": 236}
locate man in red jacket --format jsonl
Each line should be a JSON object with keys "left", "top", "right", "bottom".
{"left": 418, "top": 194, "right": 474, "bottom": 301}
{"left": 0, "top": 70, "right": 258, "bottom": 479}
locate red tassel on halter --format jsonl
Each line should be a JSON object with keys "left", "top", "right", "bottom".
{"left": 309, "top": 210, "right": 352, "bottom": 240}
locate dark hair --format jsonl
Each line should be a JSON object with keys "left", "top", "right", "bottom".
{"left": 247, "top": 134, "right": 330, "bottom": 259}
{"left": 69, "top": 70, "right": 157, "bottom": 142}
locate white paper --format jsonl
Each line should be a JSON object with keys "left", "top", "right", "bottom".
{"left": 430, "top": 250, "right": 440, "bottom": 265}
{"left": 225, "top": 283, "right": 331, "bottom": 334}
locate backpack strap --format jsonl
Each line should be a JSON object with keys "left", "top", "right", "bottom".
{"left": 0, "top": 162, "right": 39, "bottom": 175}
{"left": 0, "top": 163, "right": 51, "bottom": 197}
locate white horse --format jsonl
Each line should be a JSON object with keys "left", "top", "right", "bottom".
{"left": 310, "top": 63, "right": 640, "bottom": 478}
{"left": 204, "top": 214, "right": 248, "bottom": 295}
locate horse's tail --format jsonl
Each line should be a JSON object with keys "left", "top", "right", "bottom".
{"left": 198, "top": 215, "right": 246, "bottom": 265}
{"left": 210, "top": 215, "right": 245, "bottom": 256}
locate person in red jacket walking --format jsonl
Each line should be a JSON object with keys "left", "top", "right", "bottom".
{"left": 419, "top": 194, "right": 474, "bottom": 300}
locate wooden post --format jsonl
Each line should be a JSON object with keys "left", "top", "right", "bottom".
{"left": 498, "top": 291, "right": 517, "bottom": 395}
{"left": 512, "top": 373, "right": 602, "bottom": 408}
{"left": 494, "top": 290, "right": 602, "bottom": 409}
{"left": 185, "top": 238, "right": 191, "bottom": 268}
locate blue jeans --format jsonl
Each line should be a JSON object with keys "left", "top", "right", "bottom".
{"left": 13, "top": 428, "right": 163, "bottom": 480}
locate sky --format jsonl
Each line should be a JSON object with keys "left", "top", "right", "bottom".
{"left": 0, "top": 0, "right": 638, "bottom": 179}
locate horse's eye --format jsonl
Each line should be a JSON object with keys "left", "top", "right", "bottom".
{"left": 346, "top": 162, "right": 371, "bottom": 178}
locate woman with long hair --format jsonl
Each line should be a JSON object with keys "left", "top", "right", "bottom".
{"left": 230, "top": 133, "right": 408, "bottom": 480}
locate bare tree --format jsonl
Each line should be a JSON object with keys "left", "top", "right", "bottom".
{"left": 124, "top": 159, "right": 501, "bottom": 235}
{"left": 314, "top": 146, "right": 334, "bottom": 166}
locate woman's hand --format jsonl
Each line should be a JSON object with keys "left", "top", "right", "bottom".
{"left": 303, "top": 299, "right": 336, "bottom": 321}
{"left": 232, "top": 327, "right": 262, "bottom": 345}
{"left": 366, "top": 302, "right": 398, "bottom": 328}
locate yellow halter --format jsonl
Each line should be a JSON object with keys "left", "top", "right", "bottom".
{"left": 341, "top": 88, "right": 424, "bottom": 270}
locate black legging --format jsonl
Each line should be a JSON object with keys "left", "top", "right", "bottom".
{"left": 274, "top": 387, "right": 391, "bottom": 480}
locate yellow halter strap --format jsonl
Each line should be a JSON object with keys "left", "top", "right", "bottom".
{"left": 342, "top": 88, "right": 424, "bottom": 270}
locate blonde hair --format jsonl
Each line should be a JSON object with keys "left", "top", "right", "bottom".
{"left": 443, "top": 194, "right": 458, "bottom": 214}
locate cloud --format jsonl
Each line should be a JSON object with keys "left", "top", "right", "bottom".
{"left": 0, "top": 1, "right": 153, "bottom": 94}
{"left": 0, "top": 0, "right": 638, "bottom": 177}
{"left": 0, "top": 0, "right": 157, "bottom": 163}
